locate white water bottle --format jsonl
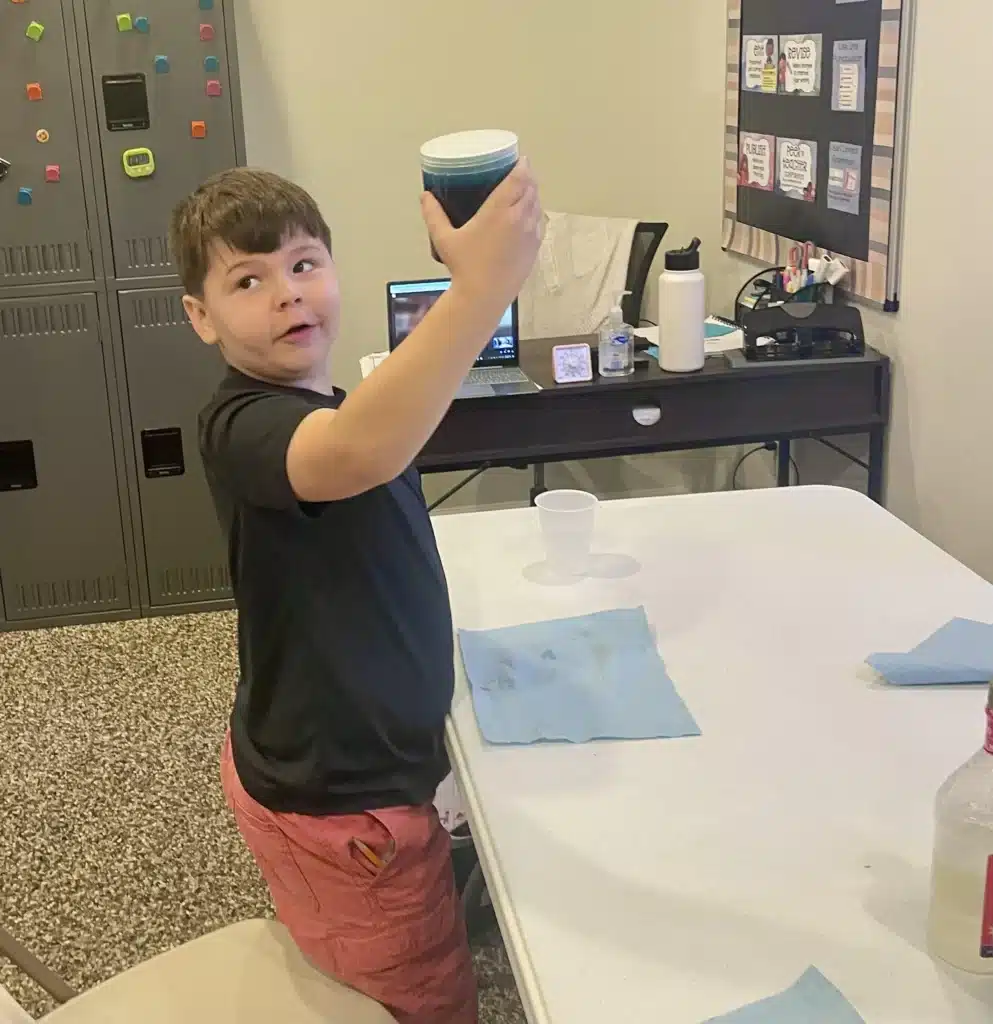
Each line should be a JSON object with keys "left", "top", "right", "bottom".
{"left": 658, "top": 237, "right": 705, "bottom": 373}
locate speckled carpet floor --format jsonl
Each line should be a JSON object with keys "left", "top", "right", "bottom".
{"left": 0, "top": 612, "right": 524, "bottom": 1022}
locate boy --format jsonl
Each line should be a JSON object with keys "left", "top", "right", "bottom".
{"left": 169, "top": 164, "right": 543, "bottom": 1022}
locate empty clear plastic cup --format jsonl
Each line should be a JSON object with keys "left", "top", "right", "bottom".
{"left": 535, "top": 489, "right": 598, "bottom": 576}
{"left": 420, "top": 130, "right": 519, "bottom": 260}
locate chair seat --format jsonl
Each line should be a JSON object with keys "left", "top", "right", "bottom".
{"left": 0, "top": 984, "right": 33, "bottom": 1024}
{"left": 41, "top": 920, "right": 395, "bottom": 1024}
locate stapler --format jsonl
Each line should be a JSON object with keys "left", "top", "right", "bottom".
{"left": 741, "top": 303, "right": 865, "bottom": 361}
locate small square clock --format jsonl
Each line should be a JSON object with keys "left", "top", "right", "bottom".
{"left": 552, "top": 342, "right": 593, "bottom": 384}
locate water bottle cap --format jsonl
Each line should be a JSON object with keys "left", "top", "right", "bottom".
{"left": 665, "top": 237, "right": 702, "bottom": 272}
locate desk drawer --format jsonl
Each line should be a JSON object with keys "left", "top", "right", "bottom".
{"left": 421, "top": 364, "right": 885, "bottom": 469}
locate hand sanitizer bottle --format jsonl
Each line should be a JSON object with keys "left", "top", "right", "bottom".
{"left": 927, "top": 681, "right": 993, "bottom": 973}
{"left": 598, "top": 290, "right": 634, "bottom": 378}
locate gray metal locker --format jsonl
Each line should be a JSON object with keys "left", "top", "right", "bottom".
{"left": 0, "top": 0, "right": 246, "bottom": 629}
{"left": 0, "top": 294, "right": 131, "bottom": 624}
{"left": 76, "top": 0, "right": 242, "bottom": 280}
{"left": 0, "top": 0, "right": 96, "bottom": 286}
{"left": 118, "top": 287, "right": 230, "bottom": 609}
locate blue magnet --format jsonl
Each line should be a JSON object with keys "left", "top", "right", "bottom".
{"left": 134, "top": 15, "right": 150, "bottom": 32}
{"left": 199, "top": 0, "right": 214, "bottom": 9}
{"left": 17, "top": 187, "right": 33, "bottom": 206}
{"left": 204, "top": 55, "right": 220, "bottom": 72}
{"left": 154, "top": 55, "right": 170, "bottom": 73}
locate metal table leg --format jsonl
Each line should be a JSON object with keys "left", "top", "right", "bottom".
{"left": 777, "top": 441, "right": 792, "bottom": 487}
{"left": 868, "top": 425, "right": 886, "bottom": 503}
{"left": 530, "top": 464, "right": 547, "bottom": 506}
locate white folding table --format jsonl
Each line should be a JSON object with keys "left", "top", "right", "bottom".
{"left": 436, "top": 486, "right": 993, "bottom": 1023}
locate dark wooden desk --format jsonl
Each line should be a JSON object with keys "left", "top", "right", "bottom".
{"left": 417, "top": 336, "right": 891, "bottom": 502}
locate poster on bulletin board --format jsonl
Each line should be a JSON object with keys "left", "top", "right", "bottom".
{"left": 722, "top": 0, "right": 915, "bottom": 310}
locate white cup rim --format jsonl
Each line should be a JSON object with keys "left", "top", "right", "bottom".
{"left": 534, "top": 489, "right": 598, "bottom": 512}
{"left": 420, "top": 129, "right": 519, "bottom": 164}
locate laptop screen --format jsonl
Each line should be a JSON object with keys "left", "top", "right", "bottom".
{"left": 387, "top": 279, "right": 518, "bottom": 367}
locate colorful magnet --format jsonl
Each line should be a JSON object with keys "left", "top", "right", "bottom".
{"left": 11, "top": 1, "right": 29, "bottom": 5}
{"left": 45, "top": 164, "right": 60, "bottom": 183}
{"left": 17, "top": 187, "right": 33, "bottom": 206}
{"left": 204, "top": 55, "right": 220, "bottom": 72}
{"left": 26, "top": 83, "right": 43, "bottom": 101}
{"left": 191, "top": 120, "right": 207, "bottom": 139}
{"left": 206, "top": 79, "right": 222, "bottom": 97}
{"left": 25, "top": 21, "right": 45, "bottom": 41}
{"left": 199, "top": 23, "right": 214, "bottom": 41}
{"left": 116, "top": 13, "right": 133, "bottom": 31}
{"left": 199, "top": 0, "right": 214, "bottom": 9}
{"left": 134, "top": 15, "right": 150, "bottom": 32}
{"left": 35, "top": 128, "right": 50, "bottom": 143}
{"left": 154, "top": 55, "right": 170, "bottom": 73}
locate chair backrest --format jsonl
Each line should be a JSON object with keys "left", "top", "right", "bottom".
{"left": 622, "top": 222, "right": 669, "bottom": 327}
{"left": 519, "top": 215, "right": 669, "bottom": 339}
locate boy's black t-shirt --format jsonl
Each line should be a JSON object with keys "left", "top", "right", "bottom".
{"left": 199, "top": 368, "right": 454, "bottom": 816}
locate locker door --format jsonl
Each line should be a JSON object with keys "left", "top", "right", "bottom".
{"left": 78, "top": 0, "right": 240, "bottom": 281}
{"left": 0, "top": 294, "right": 131, "bottom": 622}
{"left": 118, "top": 287, "right": 230, "bottom": 608}
{"left": 0, "top": 0, "right": 95, "bottom": 286}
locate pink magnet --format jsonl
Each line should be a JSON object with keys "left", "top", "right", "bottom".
{"left": 206, "top": 79, "right": 222, "bottom": 97}
{"left": 199, "top": 23, "right": 214, "bottom": 41}
{"left": 45, "top": 164, "right": 61, "bottom": 183}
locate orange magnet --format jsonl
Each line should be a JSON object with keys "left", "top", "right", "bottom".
{"left": 191, "top": 120, "right": 207, "bottom": 139}
{"left": 26, "top": 83, "right": 43, "bottom": 101}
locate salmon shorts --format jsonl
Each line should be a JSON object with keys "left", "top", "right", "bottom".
{"left": 221, "top": 733, "right": 478, "bottom": 1022}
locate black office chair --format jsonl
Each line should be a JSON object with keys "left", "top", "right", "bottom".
{"left": 622, "top": 222, "right": 669, "bottom": 328}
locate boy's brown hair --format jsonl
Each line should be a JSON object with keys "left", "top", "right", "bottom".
{"left": 169, "top": 167, "right": 332, "bottom": 297}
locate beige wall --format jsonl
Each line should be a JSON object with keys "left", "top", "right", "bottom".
{"left": 235, "top": 1, "right": 993, "bottom": 578}
{"left": 234, "top": 0, "right": 740, "bottom": 510}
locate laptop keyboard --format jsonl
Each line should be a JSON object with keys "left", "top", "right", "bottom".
{"left": 465, "top": 366, "right": 529, "bottom": 386}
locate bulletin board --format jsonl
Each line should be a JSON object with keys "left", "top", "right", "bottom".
{"left": 722, "top": 0, "right": 914, "bottom": 309}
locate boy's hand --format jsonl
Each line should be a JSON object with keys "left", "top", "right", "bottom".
{"left": 421, "top": 160, "right": 543, "bottom": 310}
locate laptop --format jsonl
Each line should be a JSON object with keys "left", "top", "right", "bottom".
{"left": 387, "top": 278, "right": 540, "bottom": 398}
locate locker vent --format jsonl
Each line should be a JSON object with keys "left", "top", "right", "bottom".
{"left": 158, "top": 564, "right": 231, "bottom": 599}
{"left": 13, "top": 575, "right": 121, "bottom": 613}
{"left": 1, "top": 242, "right": 83, "bottom": 280}
{"left": 129, "top": 293, "right": 190, "bottom": 329}
{"left": 0, "top": 302, "right": 89, "bottom": 339}
{"left": 125, "top": 235, "right": 172, "bottom": 271}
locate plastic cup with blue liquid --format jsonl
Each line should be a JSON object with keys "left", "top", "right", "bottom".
{"left": 420, "top": 130, "right": 519, "bottom": 260}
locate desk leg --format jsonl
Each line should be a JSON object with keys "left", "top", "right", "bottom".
{"left": 868, "top": 426, "right": 885, "bottom": 504}
{"left": 530, "top": 465, "right": 547, "bottom": 506}
{"left": 777, "top": 441, "right": 792, "bottom": 488}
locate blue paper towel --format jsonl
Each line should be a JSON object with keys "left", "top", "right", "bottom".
{"left": 457, "top": 607, "right": 700, "bottom": 745}
{"left": 868, "top": 618, "right": 993, "bottom": 685}
{"left": 704, "top": 967, "right": 865, "bottom": 1023}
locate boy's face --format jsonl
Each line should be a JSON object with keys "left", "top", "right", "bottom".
{"left": 183, "top": 232, "right": 340, "bottom": 387}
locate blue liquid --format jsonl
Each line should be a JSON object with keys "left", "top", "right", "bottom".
{"left": 423, "top": 158, "right": 517, "bottom": 261}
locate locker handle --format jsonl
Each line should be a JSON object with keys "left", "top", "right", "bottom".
{"left": 0, "top": 440, "right": 38, "bottom": 492}
{"left": 141, "top": 428, "right": 185, "bottom": 479}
